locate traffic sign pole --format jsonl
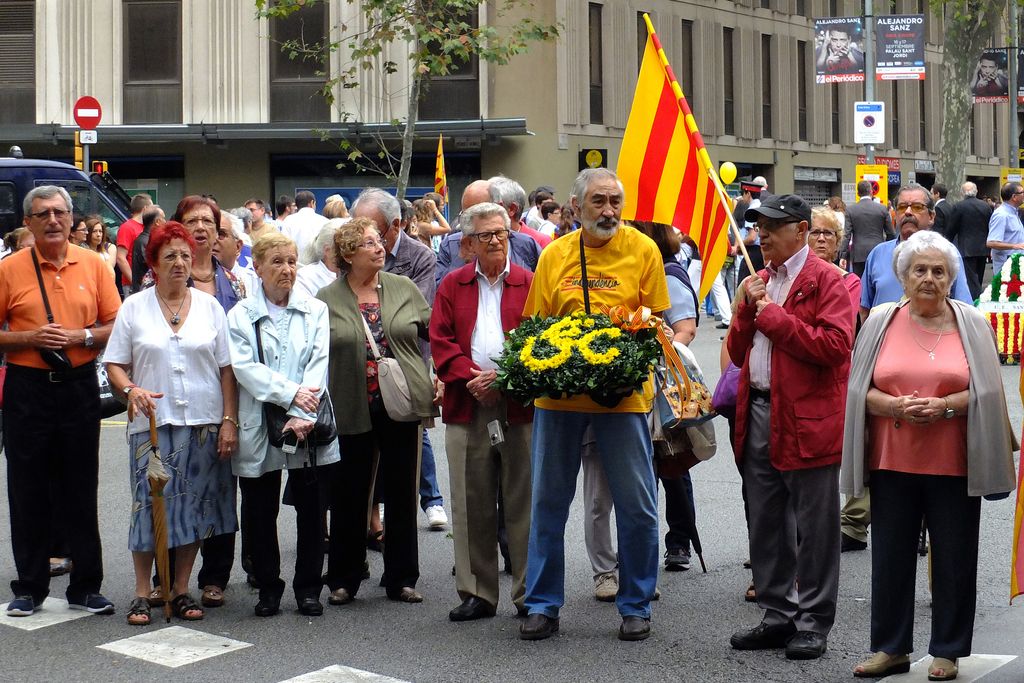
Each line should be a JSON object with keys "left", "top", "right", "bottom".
{"left": 864, "top": 0, "right": 875, "bottom": 164}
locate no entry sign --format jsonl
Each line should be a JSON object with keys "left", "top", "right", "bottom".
{"left": 73, "top": 96, "right": 102, "bottom": 130}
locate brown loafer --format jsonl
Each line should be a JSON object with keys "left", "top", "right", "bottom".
{"left": 200, "top": 585, "right": 225, "bottom": 608}
{"left": 388, "top": 587, "right": 423, "bottom": 603}
{"left": 854, "top": 652, "right": 910, "bottom": 678}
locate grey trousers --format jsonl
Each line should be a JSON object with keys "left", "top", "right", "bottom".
{"left": 582, "top": 428, "right": 617, "bottom": 578}
{"left": 743, "top": 395, "right": 840, "bottom": 634}
{"left": 445, "top": 402, "right": 532, "bottom": 611}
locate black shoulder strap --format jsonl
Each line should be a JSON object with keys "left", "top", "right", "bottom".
{"left": 253, "top": 320, "right": 265, "bottom": 363}
{"left": 30, "top": 250, "right": 55, "bottom": 324}
{"left": 579, "top": 232, "right": 590, "bottom": 314}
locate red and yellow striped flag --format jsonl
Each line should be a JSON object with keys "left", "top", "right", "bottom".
{"left": 434, "top": 134, "right": 448, "bottom": 203}
{"left": 617, "top": 14, "right": 731, "bottom": 300}
{"left": 1012, "top": 365, "right": 1024, "bottom": 603}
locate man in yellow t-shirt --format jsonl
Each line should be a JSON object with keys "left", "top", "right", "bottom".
{"left": 518, "top": 168, "right": 669, "bottom": 643}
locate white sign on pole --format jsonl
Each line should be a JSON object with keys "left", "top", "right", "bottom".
{"left": 854, "top": 101, "right": 886, "bottom": 145}
{"left": 79, "top": 130, "right": 97, "bottom": 144}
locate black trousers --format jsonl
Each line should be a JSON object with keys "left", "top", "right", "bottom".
{"left": 660, "top": 472, "right": 695, "bottom": 552}
{"left": 870, "top": 470, "right": 981, "bottom": 659}
{"left": 328, "top": 411, "right": 420, "bottom": 597}
{"left": 962, "top": 255, "right": 987, "bottom": 301}
{"left": 239, "top": 463, "right": 334, "bottom": 603}
{"left": 4, "top": 363, "right": 103, "bottom": 602}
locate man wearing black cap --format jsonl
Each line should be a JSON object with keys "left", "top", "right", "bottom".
{"left": 726, "top": 193, "right": 854, "bottom": 661}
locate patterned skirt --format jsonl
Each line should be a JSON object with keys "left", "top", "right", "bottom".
{"left": 128, "top": 424, "right": 238, "bottom": 552}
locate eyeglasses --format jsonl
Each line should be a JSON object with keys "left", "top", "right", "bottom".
{"left": 808, "top": 229, "right": 837, "bottom": 239}
{"left": 756, "top": 218, "right": 800, "bottom": 235}
{"left": 360, "top": 238, "right": 386, "bottom": 250}
{"left": 184, "top": 217, "right": 216, "bottom": 227}
{"left": 895, "top": 202, "right": 929, "bottom": 213}
{"left": 471, "top": 229, "right": 510, "bottom": 243}
{"left": 1014, "top": 191, "right": 1024, "bottom": 196}
{"left": 27, "top": 208, "right": 70, "bottom": 220}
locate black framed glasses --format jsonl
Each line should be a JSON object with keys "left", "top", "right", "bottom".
{"left": 471, "top": 229, "right": 510, "bottom": 243}
{"left": 28, "top": 208, "right": 70, "bottom": 220}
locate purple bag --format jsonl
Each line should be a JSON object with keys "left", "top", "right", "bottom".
{"left": 711, "top": 362, "right": 740, "bottom": 418}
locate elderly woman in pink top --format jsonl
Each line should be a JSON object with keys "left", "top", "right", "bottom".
{"left": 840, "top": 230, "right": 1016, "bottom": 681}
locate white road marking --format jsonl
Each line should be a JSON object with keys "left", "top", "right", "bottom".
{"left": 0, "top": 597, "right": 93, "bottom": 631}
{"left": 279, "top": 664, "right": 411, "bottom": 682}
{"left": 882, "top": 654, "right": 1017, "bottom": 681}
{"left": 96, "top": 625, "right": 252, "bottom": 668}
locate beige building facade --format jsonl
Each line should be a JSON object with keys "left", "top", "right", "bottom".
{"left": 0, "top": 0, "right": 1012, "bottom": 211}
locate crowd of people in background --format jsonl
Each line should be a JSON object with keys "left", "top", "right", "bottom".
{"left": 0, "top": 168, "right": 1019, "bottom": 681}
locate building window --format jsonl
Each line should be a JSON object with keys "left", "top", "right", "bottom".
{"left": 760, "top": 0, "right": 771, "bottom": 8}
{"left": 123, "top": 0, "right": 182, "bottom": 124}
{"left": 970, "top": 112, "right": 975, "bottom": 156}
{"left": 636, "top": 12, "right": 647, "bottom": 71}
{"left": 891, "top": 84, "right": 900, "bottom": 149}
{"left": 831, "top": 86, "right": 840, "bottom": 144}
{"left": 761, "top": 35, "right": 772, "bottom": 137}
{"left": 919, "top": 80, "right": 927, "bottom": 149}
{"left": 589, "top": 3, "right": 604, "bottom": 124}
{"left": 420, "top": 10, "right": 480, "bottom": 120}
{"left": 796, "top": 0, "right": 807, "bottom": 16}
{"left": 993, "top": 105, "right": 999, "bottom": 158}
{"left": 680, "top": 20, "right": 695, "bottom": 110}
{"left": 0, "top": 0, "right": 34, "bottom": 124}
{"left": 798, "top": 40, "right": 808, "bottom": 141}
{"left": 269, "top": 0, "right": 329, "bottom": 123}
{"left": 723, "top": 27, "right": 735, "bottom": 135}
{"left": 829, "top": 0, "right": 838, "bottom": 16}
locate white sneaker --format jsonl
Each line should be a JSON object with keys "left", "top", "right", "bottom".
{"left": 426, "top": 505, "right": 448, "bottom": 530}
{"left": 593, "top": 572, "right": 618, "bottom": 602}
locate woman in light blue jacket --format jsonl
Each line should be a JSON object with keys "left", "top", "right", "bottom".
{"left": 227, "top": 232, "right": 340, "bottom": 619}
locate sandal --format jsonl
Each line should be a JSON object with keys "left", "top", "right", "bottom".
{"left": 200, "top": 585, "right": 225, "bottom": 608}
{"left": 853, "top": 652, "right": 910, "bottom": 678}
{"left": 126, "top": 597, "right": 151, "bottom": 626}
{"left": 147, "top": 587, "right": 166, "bottom": 607}
{"left": 170, "top": 593, "right": 204, "bottom": 621}
{"left": 928, "top": 657, "right": 958, "bottom": 681}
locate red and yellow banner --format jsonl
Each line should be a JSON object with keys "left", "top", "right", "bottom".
{"left": 434, "top": 134, "right": 448, "bottom": 203}
{"left": 617, "top": 14, "right": 730, "bottom": 300}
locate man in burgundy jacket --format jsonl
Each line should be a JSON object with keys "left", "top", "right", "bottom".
{"left": 726, "top": 194, "right": 854, "bottom": 661}
{"left": 429, "top": 201, "right": 534, "bottom": 622}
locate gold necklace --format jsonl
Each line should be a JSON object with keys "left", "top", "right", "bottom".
{"left": 191, "top": 268, "right": 215, "bottom": 283}
{"left": 908, "top": 314, "right": 953, "bottom": 361}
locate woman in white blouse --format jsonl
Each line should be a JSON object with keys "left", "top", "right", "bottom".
{"left": 227, "top": 232, "right": 340, "bottom": 618}
{"left": 105, "top": 221, "right": 239, "bottom": 626}
{"left": 294, "top": 219, "right": 342, "bottom": 300}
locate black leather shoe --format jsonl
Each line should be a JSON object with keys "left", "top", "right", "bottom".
{"left": 730, "top": 621, "right": 796, "bottom": 650}
{"left": 298, "top": 598, "right": 324, "bottom": 616}
{"left": 785, "top": 631, "right": 828, "bottom": 660}
{"left": 841, "top": 532, "right": 867, "bottom": 552}
{"left": 618, "top": 616, "right": 651, "bottom": 641}
{"left": 448, "top": 596, "right": 496, "bottom": 622}
{"left": 519, "top": 613, "right": 559, "bottom": 640}
{"left": 254, "top": 593, "right": 281, "bottom": 617}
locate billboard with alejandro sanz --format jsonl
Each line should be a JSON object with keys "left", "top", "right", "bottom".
{"left": 971, "top": 49, "right": 1009, "bottom": 104}
{"left": 814, "top": 17, "right": 865, "bottom": 83}
{"left": 874, "top": 14, "right": 926, "bottom": 80}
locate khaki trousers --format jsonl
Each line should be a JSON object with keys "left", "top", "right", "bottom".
{"left": 445, "top": 401, "right": 532, "bottom": 611}
{"left": 840, "top": 489, "right": 872, "bottom": 542}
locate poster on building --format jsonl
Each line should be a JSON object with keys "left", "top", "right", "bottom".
{"left": 1018, "top": 48, "right": 1024, "bottom": 104}
{"left": 874, "top": 14, "right": 926, "bottom": 80}
{"left": 814, "top": 17, "right": 865, "bottom": 83}
{"left": 971, "top": 49, "right": 1009, "bottom": 103}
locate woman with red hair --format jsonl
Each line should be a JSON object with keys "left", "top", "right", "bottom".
{"left": 105, "top": 221, "right": 239, "bottom": 626}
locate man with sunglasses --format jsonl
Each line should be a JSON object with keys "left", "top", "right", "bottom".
{"left": 860, "top": 183, "right": 972, "bottom": 322}
{"left": 986, "top": 182, "right": 1024, "bottom": 274}
{"left": 727, "top": 193, "right": 854, "bottom": 661}
{"left": 0, "top": 186, "right": 122, "bottom": 617}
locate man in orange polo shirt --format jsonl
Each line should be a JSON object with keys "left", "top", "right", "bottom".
{"left": 0, "top": 186, "right": 121, "bottom": 617}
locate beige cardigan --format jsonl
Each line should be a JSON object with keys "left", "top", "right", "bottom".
{"left": 840, "top": 299, "right": 1018, "bottom": 498}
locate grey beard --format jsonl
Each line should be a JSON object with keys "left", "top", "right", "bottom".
{"left": 584, "top": 222, "right": 618, "bottom": 240}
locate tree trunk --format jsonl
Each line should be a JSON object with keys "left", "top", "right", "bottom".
{"left": 936, "top": 1, "right": 1005, "bottom": 201}
{"left": 397, "top": 71, "right": 423, "bottom": 201}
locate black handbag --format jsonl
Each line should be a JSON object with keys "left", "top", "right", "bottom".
{"left": 253, "top": 320, "right": 337, "bottom": 449}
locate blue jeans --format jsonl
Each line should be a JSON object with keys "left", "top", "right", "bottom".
{"left": 419, "top": 429, "right": 444, "bottom": 510}
{"left": 524, "top": 409, "right": 659, "bottom": 619}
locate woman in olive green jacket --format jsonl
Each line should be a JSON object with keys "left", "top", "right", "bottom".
{"left": 316, "top": 217, "right": 434, "bottom": 606}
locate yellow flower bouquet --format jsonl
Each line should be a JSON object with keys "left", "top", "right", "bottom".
{"left": 493, "top": 311, "right": 662, "bottom": 407}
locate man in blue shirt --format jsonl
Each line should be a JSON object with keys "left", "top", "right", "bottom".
{"left": 860, "top": 183, "right": 973, "bottom": 321}
{"left": 986, "top": 181, "right": 1024, "bottom": 274}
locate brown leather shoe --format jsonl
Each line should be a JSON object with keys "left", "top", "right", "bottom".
{"left": 519, "top": 613, "right": 559, "bottom": 640}
{"left": 328, "top": 587, "right": 353, "bottom": 605}
{"left": 388, "top": 587, "right": 423, "bottom": 603}
{"left": 200, "top": 585, "right": 225, "bottom": 608}
{"left": 618, "top": 616, "right": 651, "bottom": 641}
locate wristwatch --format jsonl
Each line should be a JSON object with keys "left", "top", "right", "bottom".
{"left": 123, "top": 384, "right": 137, "bottom": 396}
{"left": 83, "top": 328, "right": 94, "bottom": 348}
{"left": 943, "top": 399, "right": 955, "bottom": 420}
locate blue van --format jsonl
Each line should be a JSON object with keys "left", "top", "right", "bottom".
{"left": 0, "top": 156, "right": 131, "bottom": 237}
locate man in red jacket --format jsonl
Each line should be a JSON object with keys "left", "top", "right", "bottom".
{"left": 429, "top": 201, "right": 534, "bottom": 622}
{"left": 726, "top": 194, "right": 854, "bottom": 661}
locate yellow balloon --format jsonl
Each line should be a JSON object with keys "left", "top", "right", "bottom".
{"left": 719, "top": 161, "right": 738, "bottom": 185}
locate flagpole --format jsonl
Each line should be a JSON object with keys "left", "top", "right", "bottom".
{"left": 642, "top": 14, "right": 757, "bottom": 278}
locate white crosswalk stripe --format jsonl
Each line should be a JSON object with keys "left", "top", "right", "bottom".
{"left": 278, "top": 665, "right": 411, "bottom": 683}
{"left": 0, "top": 598, "right": 93, "bottom": 631}
{"left": 96, "top": 625, "right": 252, "bottom": 668}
